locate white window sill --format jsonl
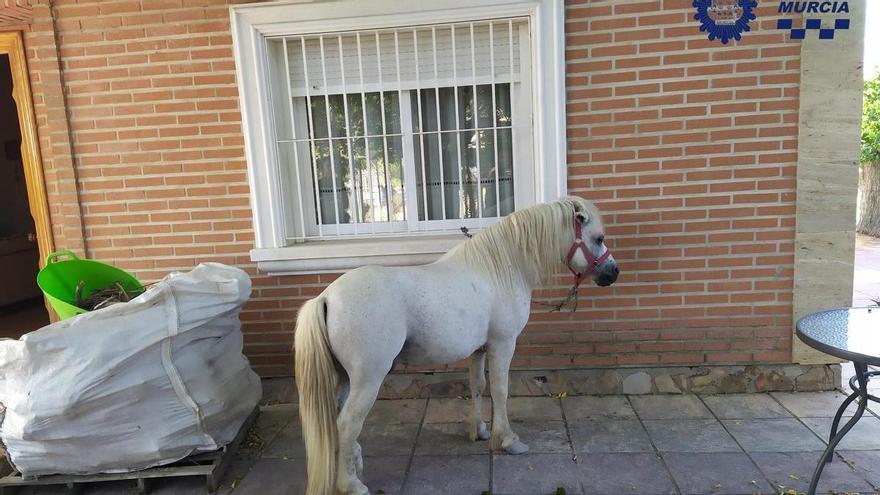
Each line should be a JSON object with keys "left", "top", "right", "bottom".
{"left": 250, "top": 234, "right": 466, "bottom": 275}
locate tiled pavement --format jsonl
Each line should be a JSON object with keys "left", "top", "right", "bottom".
{"left": 15, "top": 392, "right": 880, "bottom": 495}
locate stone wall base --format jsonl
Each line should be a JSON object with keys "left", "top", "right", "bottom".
{"left": 261, "top": 364, "right": 840, "bottom": 404}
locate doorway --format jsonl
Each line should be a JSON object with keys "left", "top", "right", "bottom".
{"left": 0, "top": 32, "right": 53, "bottom": 338}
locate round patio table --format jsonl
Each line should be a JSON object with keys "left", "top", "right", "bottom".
{"left": 796, "top": 307, "right": 880, "bottom": 495}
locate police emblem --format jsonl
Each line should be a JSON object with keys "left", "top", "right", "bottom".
{"left": 693, "top": 0, "right": 758, "bottom": 44}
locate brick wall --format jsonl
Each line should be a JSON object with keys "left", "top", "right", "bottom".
{"left": 25, "top": 0, "right": 800, "bottom": 376}
{"left": 23, "top": 2, "right": 88, "bottom": 256}
{"left": 556, "top": 0, "right": 799, "bottom": 368}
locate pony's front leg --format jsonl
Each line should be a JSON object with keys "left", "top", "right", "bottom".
{"left": 487, "top": 340, "right": 529, "bottom": 455}
{"left": 468, "top": 349, "right": 490, "bottom": 441}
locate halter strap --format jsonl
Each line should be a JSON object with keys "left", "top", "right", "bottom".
{"left": 565, "top": 218, "right": 612, "bottom": 287}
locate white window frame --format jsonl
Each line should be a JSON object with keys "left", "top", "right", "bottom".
{"left": 230, "top": 0, "right": 567, "bottom": 275}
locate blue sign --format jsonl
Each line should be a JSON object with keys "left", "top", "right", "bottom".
{"left": 693, "top": 0, "right": 758, "bottom": 44}
{"left": 776, "top": 1, "right": 850, "bottom": 39}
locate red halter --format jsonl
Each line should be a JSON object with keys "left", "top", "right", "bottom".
{"left": 565, "top": 218, "right": 612, "bottom": 288}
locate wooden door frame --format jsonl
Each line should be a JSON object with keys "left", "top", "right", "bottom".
{"left": 0, "top": 31, "right": 54, "bottom": 267}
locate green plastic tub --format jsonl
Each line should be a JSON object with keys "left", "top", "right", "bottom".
{"left": 37, "top": 250, "right": 144, "bottom": 320}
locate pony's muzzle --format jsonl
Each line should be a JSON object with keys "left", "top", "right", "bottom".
{"left": 594, "top": 262, "right": 619, "bottom": 287}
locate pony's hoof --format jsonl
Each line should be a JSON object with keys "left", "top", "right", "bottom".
{"left": 340, "top": 482, "right": 369, "bottom": 495}
{"left": 503, "top": 439, "right": 530, "bottom": 455}
{"left": 470, "top": 422, "right": 490, "bottom": 441}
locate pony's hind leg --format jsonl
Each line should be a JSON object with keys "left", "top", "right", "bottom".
{"left": 335, "top": 372, "right": 384, "bottom": 495}
{"left": 335, "top": 376, "right": 364, "bottom": 477}
{"left": 468, "top": 349, "right": 490, "bottom": 441}
{"left": 353, "top": 440, "right": 363, "bottom": 477}
{"left": 487, "top": 339, "right": 529, "bottom": 455}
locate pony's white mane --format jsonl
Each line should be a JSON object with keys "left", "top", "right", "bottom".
{"left": 447, "top": 196, "right": 599, "bottom": 290}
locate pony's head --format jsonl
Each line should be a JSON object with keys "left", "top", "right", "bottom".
{"left": 560, "top": 196, "right": 619, "bottom": 287}
{"left": 452, "top": 196, "right": 619, "bottom": 290}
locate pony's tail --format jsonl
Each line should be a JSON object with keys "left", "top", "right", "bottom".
{"left": 294, "top": 295, "right": 339, "bottom": 495}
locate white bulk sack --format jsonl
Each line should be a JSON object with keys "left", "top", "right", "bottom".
{"left": 0, "top": 262, "right": 262, "bottom": 477}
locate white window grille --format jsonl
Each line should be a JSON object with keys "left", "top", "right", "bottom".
{"left": 266, "top": 20, "right": 531, "bottom": 242}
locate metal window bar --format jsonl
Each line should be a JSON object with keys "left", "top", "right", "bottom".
{"left": 413, "top": 28, "right": 429, "bottom": 224}
{"left": 470, "top": 23, "right": 483, "bottom": 223}
{"left": 356, "top": 32, "right": 377, "bottom": 232}
{"left": 318, "top": 35, "right": 342, "bottom": 232}
{"left": 337, "top": 35, "right": 362, "bottom": 233}
{"left": 279, "top": 125, "right": 502, "bottom": 141}
{"left": 282, "top": 39, "right": 307, "bottom": 240}
{"left": 395, "top": 30, "right": 420, "bottom": 232}
{"left": 298, "top": 37, "right": 325, "bottom": 231}
{"left": 507, "top": 19, "right": 517, "bottom": 215}
{"left": 489, "top": 22, "right": 501, "bottom": 219}
{"left": 450, "top": 25, "right": 465, "bottom": 219}
{"left": 431, "top": 26, "right": 448, "bottom": 221}
{"left": 375, "top": 32, "right": 393, "bottom": 223}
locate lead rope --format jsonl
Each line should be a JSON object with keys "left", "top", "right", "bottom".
{"left": 533, "top": 283, "right": 581, "bottom": 313}
{"left": 459, "top": 227, "right": 581, "bottom": 314}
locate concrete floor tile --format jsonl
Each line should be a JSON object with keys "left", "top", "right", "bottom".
{"left": 424, "top": 397, "right": 491, "bottom": 424}
{"left": 264, "top": 419, "right": 416, "bottom": 460}
{"left": 367, "top": 399, "right": 427, "bottom": 425}
{"left": 12, "top": 488, "right": 70, "bottom": 495}
{"left": 415, "top": 422, "right": 489, "bottom": 455}
{"left": 492, "top": 454, "right": 581, "bottom": 495}
{"left": 506, "top": 421, "right": 571, "bottom": 454}
{"left": 214, "top": 455, "right": 257, "bottom": 494}
{"left": 147, "top": 477, "right": 220, "bottom": 495}
{"left": 240, "top": 404, "right": 297, "bottom": 457}
{"left": 362, "top": 455, "right": 410, "bottom": 495}
{"left": 630, "top": 395, "right": 712, "bottom": 420}
{"left": 722, "top": 418, "right": 826, "bottom": 452}
{"left": 701, "top": 394, "right": 791, "bottom": 419}
{"left": 753, "top": 451, "right": 873, "bottom": 495}
{"left": 561, "top": 396, "right": 636, "bottom": 421}
{"left": 569, "top": 419, "right": 653, "bottom": 453}
{"left": 507, "top": 397, "right": 563, "bottom": 422}
{"left": 839, "top": 450, "right": 880, "bottom": 490}
{"left": 261, "top": 420, "right": 305, "bottom": 459}
{"left": 662, "top": 452, "right": 772, "bottom": 495}
{"left": 403, "top": 455, "right": 489, "bottom": 495}
{"left": 578, "top": 453, "right": 677, "bottom": 495}
{"left": 771, "top": 392, "right": 861, "bottom": 418}
{"left": 36, "top": 481, "right": 136, "bottom": 494}
{"left": 643, "top": 419, "right": 740, "bottom": 453}
{"left": 232, "top": 458, "right": 305, "bottom": 495}
{"left": 802, "top": 416, "right": 880, "bottom": 450}
{"left": 360, "top": 422, "right": 420, "bottom": 456}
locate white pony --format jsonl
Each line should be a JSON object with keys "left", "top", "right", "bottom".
{"left": 294, "top": 196, "right": 619, "bottom": 495}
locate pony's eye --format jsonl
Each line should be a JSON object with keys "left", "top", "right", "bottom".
{"left": 596, "top": 235, "right": 605, "bottom": 244}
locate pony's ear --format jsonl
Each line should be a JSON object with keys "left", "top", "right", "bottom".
{"left": 571, "top": 200, "right": 590, "bottom": 224}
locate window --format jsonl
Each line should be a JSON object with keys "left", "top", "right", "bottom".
{"left": 232, "top": 0, "right": 566, "bottom": 274}
{"left": 267, "top": 22, "right": 529, "bottom": 240}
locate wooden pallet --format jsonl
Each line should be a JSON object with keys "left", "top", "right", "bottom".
{"left": 0, "top": 406, "right": 259, "bottom": 495}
